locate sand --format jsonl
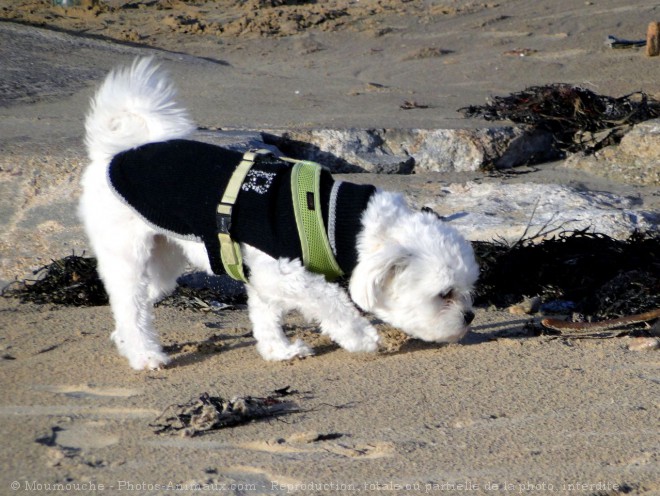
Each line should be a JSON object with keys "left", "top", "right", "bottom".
{"left": 1, "top": 297, "right": 658, "bottom": 494}
{"left": 0, "top": 1, "right": 659, "bottom": 494}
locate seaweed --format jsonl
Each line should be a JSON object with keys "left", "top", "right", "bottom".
{"left": 473, "top": 230, "right": 659, "bottom": 318}
{"left": 1, "top": 253, "right": 108, "bottom": 307}
{"left": 1, "top": 254, "right": 245, "bottom": 310}
{"left": 150, "top": 388, "right": 300, "bottom": 437}
{"left": 460, "top": 84, "right": 660, "bottom": 154}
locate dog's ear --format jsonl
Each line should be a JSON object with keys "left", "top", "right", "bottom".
{"left": 349, "top": 244, "right": 411, "bottom": 311}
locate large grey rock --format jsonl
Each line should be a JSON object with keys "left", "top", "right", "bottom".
{"left": 420, "top": 182, "right": 657, "bottom": 243}
{"left": 264, "top": 127, "right": 557, "bottom": 173}
{"left": 563, "top": 119, "right": 660, "bottom": 186}
{"left": 381, "top": 128, "right": 556, "bottom": 172}
{"left": 263, "top": 129, "right": 411, "bottom": 173}
{"left": 193, "top": 129, "right": 280, "bottom": 154}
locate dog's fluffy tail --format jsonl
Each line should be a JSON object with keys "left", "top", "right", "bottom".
{"left": 85, "top": 57, "right": 195, "bottom": 163}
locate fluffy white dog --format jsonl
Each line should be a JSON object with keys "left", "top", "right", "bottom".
{"left": 80, "top": 58, "right": 479, "bottom": 370}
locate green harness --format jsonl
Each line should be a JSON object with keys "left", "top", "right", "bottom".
{"left": 216, "top": 150, "right": 344, "bottom": 283}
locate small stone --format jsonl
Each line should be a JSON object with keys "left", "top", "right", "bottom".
{"left": 508, "top": 296, "right": 541, "bottom": 315}
{"left": 628, "top": 337, "right": 660, "bottom": 352}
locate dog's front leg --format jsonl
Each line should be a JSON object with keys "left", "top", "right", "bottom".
{"left": 295, "top": 278, "right": 380, "bottom": 354}
{"left": 243, "top": 247, "right": 379, "bottom": 358}
{"left": 246, "top": 285, "right": 314, "bottom": 360}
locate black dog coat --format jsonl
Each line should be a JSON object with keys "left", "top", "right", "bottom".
{"left": 108, "top": 140, "right": 375, "bottom": 277}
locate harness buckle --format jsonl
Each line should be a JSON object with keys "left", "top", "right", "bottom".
{"left": 216, "top": 203, "right": 233, "bottom": 234}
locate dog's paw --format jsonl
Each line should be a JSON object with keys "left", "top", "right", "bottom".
{"left": 257, "top": 339, "right": 314, "bottom": 361}
{"left": 126, "top": 350, "right": 170, "bottom": 371}
{"left": 338, "top": 325, "right": 380, "bottom": 354}
{"left": 111, "top": 331, "right": 169, "bottom": 370}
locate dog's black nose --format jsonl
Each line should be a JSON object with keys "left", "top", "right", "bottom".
{"left": 463, "top": 310, "right": 475, "bottom": 326}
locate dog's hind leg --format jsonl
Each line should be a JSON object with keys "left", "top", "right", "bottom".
{"left": 94, "top": 232, "right": 169, "bottom": 370}
{"left": 145, "top": 235, "right": 188, "bottom": 302}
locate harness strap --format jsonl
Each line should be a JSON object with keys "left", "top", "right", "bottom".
{"left": 217, "top": 151, "right": 343, "bottom": 283}
{"left": 216, "top": 149, "right": 271, "bottom": 282}
{"left": 291, "top": 161, "right": 344, "bottom": 281}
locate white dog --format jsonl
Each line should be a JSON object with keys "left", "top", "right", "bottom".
{"left": 79, "top": 58, "right": 479, "bottom": 370}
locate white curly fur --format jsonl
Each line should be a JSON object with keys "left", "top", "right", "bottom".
{"left": 80, "top": 57, "right": 479, "bottom": 370}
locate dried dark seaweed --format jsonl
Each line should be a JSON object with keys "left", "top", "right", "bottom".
{"left": 1, "top": 254, "right": 245, "bottom": 309}
{"left": 473, "top": 230, "right": 659, "bottom": 318}
{"left": 1, "top": 253, "right": 108, "bottom": 306}
{"left": 150, "top": 388, "right": 300, "bottom": 437}
{"left": 460, "top": 84, "right": 660, "bottom": 154}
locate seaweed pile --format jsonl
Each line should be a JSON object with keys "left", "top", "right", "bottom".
{"left": 1, "top": 254, "right": 243, "bottom": 310}
{"left": 473, "top": 230, "right": 659, "bottom": 319}
{"left": 150, "top": 387, "right": 299, "bottom": 437}
{"left": 460, "top": 84, "right": 660, "bottom": 155}
{"left": 1, "top": 253, "right": 108, "bottom": 307}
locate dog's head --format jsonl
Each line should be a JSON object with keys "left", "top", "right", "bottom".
{"left": 349, "top": 192, "right": 479, "bottom": 343}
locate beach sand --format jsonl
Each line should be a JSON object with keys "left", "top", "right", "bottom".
{"left": 0, "top": 1, "right": 658, "bottom": 494}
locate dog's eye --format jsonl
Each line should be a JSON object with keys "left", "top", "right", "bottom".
{"left": 440, "top": 289, "right": 454, "bottom": 300}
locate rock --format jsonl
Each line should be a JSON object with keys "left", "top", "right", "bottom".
{"left": 563, "top": 119, "right": 660, "bottom": 186}
{"left": 354, "top": 153, "right": 415, "bottom": 174}
{"left": 383, "top": 128, "right": 517, "bottom": 172}
{"left": 193, "top": 129, "right": 280, "bottom": 154}
{"left": 266, "top": 120, "right": 658, "bottom": 178}
{"left": 263, "top": 129, "right": 394, "bottom": 173}
{"left": 423, "top": 182, "right": 658, "bottom": 243}
{"left": 495, "top": 130, "right": 556, "bottom": 169}
{"left": 264, "top": 127, "right": 558, "bottom": 173}
{"left": 618, "top": 119, "right": 660, "bottom": 164}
